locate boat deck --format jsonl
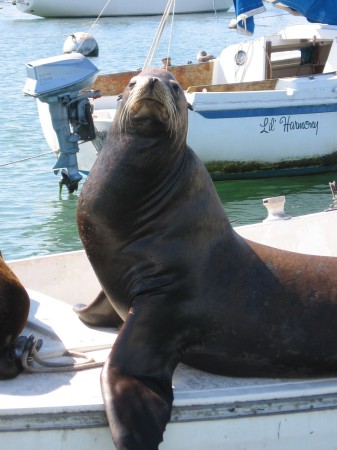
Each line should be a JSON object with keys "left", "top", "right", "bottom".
{"left": 2, "top": 209, "right": 337, "bottom": 448}
{"left": 2, "top": 285, "right": 337, "bottom": 449}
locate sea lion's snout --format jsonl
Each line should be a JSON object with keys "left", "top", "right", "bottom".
{"left": 137, "top": 75, "right": 166, "bottom": 104}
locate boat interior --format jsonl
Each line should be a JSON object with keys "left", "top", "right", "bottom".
{"left": 265, "top": 38, "right": 332, "bottom": 78}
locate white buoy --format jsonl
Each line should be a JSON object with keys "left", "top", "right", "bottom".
{"left": 63, "top": 32, "right": 99, "bottom": 57}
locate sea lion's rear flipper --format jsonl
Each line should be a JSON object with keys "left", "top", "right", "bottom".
{"left": 73, "top": 290, "right": 123, "bottom": 328}
{"left": 101, "top": 306, "right": 175, "bottom": 450}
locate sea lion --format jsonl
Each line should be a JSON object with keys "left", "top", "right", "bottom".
{"left": 197, "top": 49, "right": 216, "bottom": 62}
{"left": 161, "top": 56, "right": 172, "bottom": 69}
{"left": 0, "top": 253, "right": 30, "bottom": 379}
{"left": 77, "top": 68, "right": 337, "bottom": 450}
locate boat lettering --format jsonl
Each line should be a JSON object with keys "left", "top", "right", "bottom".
{"left": 260, "top": 117, "right": 276, "bottom": 133}
{"left": 260, "top": 116, "right": 319, "bottom": 135}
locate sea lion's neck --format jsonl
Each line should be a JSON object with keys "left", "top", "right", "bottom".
{"left": 110, "top": 131, "right": 187, "bottom": 193}
{"left": 81, "top": 130, "right": 189, "bottom": 236}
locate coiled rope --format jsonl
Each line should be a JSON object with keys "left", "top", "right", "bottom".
{"left": 20, "top": 335, "right": 104, "bottom": 373}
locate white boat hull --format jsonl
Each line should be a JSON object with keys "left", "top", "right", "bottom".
{"left": 187, "top": 74, "right": 337, "bottom": 175}
{"left": 3, "top": 209, "right": 337, "bottom": 449}
{"left": 2, "top": 403, "right": 337, "bottom": 449}
{"left": 15, "top": 0, "right": 232, "bottom": 18}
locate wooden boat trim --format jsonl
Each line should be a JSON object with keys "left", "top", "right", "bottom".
{"left": 91, "top": 61, "right": 214, "bottom": 95}
{"left": 187, "top": 79, "right": 278, "bottom": 93}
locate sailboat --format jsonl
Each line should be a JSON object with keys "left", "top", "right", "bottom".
{"left": 14, "top": 0, "right": 232, "bottom": 18}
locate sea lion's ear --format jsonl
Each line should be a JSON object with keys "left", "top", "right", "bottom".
{"left": 117, "top": 93, "right": 123, "bottom": 101}
{"left": 188, "top": 103, "right": 193, "bottom": 111}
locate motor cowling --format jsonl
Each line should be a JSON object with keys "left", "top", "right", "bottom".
{"left": 23, "top": 54, "right": 100, "bottom": 192}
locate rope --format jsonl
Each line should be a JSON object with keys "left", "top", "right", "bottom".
{"left": 87, "top": 0, "right": 112, "bottom": 30}
{"left": 22, "top": 349, "right": 103, "bottom": 373}
{"left": 73, "top": 0, "right": 112, "bottom": 53}
{"left": 20, "top": 335, "right": 104, "bottom": 373}
{"left": 143, "top": 0, "right": 174, "bottom": 69}
{"left": 0, "top": 151, "right": 55, "bottom": 168}
{"left": 164, "top": 0, "right": 176, "bottom": 69}
{"left": 212, "top": 0, "right": 219, "bottom": 20}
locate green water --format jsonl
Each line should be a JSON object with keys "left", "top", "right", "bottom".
{"left": 216, "top": 174, "right": 335, "bottom": 225}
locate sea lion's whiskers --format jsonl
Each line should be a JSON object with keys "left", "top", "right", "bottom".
{"left": 118, "top": 90, "right": 136, "bottom": 133}
{"left": 166, "top": 90, "right": 179, "bottom": 138}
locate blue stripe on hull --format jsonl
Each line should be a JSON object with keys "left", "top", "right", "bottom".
{"left": 196, "top": 103, "right": 337, "bottom": 119}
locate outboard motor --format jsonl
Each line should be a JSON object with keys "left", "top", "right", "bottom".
{"left": 23, "top": 54, "right": 100, "bottom": 192}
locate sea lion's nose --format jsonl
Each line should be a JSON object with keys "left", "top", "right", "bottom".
{"left": 148, "top": 77, "right": 158, "bottom": 89}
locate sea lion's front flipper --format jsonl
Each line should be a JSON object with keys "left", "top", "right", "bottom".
{"left": 101, "top": 306, "right": 175, "bottom": 450}
{"left": 73, "top": 290, "right": 123, "bottom": 328}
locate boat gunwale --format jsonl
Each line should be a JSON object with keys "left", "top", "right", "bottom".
{"left": 2, "top": 389, "right": 337, "bottom": 431}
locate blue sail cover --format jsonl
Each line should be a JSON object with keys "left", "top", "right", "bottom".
{"left": 233, "top": 0, "right": 337, "bottom": 35}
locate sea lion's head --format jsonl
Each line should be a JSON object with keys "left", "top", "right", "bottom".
{"left": 116, "top": 68, "right": 188, "bottom": 141}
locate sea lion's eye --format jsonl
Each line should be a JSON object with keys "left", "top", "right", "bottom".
{"left": 170, "top": 82, "right": 180, "bottom": 95}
